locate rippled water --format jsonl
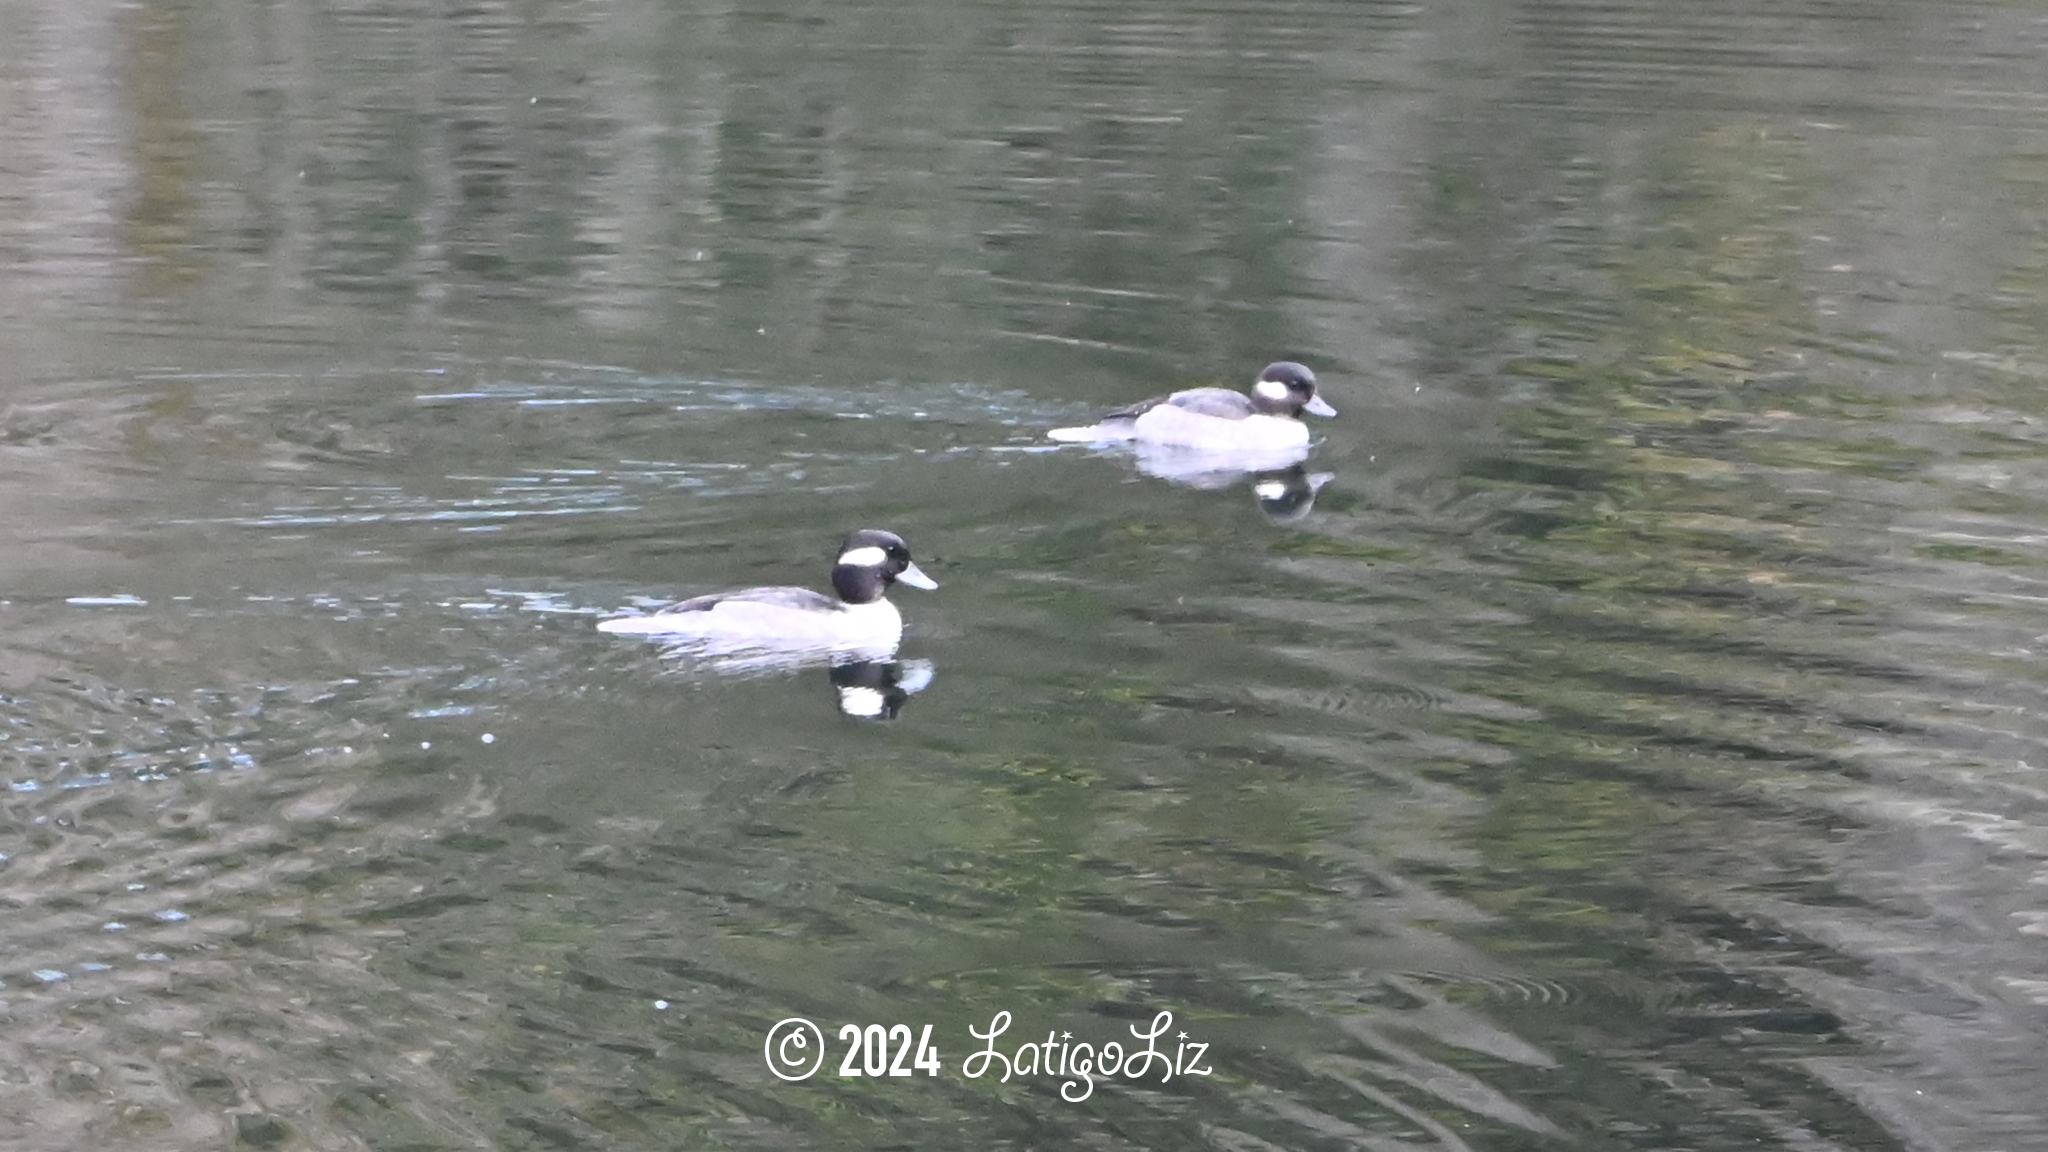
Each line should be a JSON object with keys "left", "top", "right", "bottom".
{"left": 4, "top": 1, "right": 2047, "bottom": 1149}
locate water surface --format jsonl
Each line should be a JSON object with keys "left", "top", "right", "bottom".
{"left": 2, "top": 1, "right": 2046, "bottom": 1149}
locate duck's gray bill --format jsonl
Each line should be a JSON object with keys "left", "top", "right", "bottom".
{"left": 1304, "top": 395, "right": 1337, "bottom": 418}
{"left": 896, "top": 561, "right": 939, "bottom": 590}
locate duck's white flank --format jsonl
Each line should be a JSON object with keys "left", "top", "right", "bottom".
{"left": 1131, "top": 407, "right": 1310, "bottom": 450}
{"left": 596, "top": 595, "right": 902, "bottom": 647}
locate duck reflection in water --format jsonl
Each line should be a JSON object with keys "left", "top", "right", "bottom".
{"left": 598, "top": 627, "right": 942, "bottom": 717}
{"left": 828, "top": 657, "right": 936, "bottom": 721}
{"left": 617, "top": 638, "right": 938, "bottom": 721}
{"left": 1078, "top": 439, "right": 1338, "bottom": 525}
{"left": 1249, "top": 463, "right": 1335, "bottom": 525}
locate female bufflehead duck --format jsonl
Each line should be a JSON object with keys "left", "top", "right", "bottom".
{"left": 1048, "top": 361, "right": 1336, "bottom": 450}
{"left": 597, "top": 529, "right": 937, "bottom": 654}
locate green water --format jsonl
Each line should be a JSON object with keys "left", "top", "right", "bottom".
{"left": 2, "top": 1, "right": 2044, "bottom": 1149}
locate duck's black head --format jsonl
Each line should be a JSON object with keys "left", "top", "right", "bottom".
{"left": 1250, "top": 361, "right": 1336, "bottom": 419}
{"left": 830, "top": 529, "right": 939, "bottom": 604}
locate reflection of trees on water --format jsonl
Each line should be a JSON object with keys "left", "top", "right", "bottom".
{"left": 1343, "top": 7, "right": 2048, "bottom": 1149}
{"left": 4, "top": 0, "right": 1345, "bottom": 379}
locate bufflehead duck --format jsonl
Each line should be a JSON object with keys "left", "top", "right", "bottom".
{"left": 597, "top": 529, "right": 937, "bottom": 655}
{"left": 1048, "top": 361, "right": 1335, "bottom": 450}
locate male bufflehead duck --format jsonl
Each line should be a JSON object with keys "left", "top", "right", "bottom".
{"left": 1048, "top": 361, "right": 1336, "bottom": 450}
{"left": 597, "top": 529, "right": 937, "bottom": 655}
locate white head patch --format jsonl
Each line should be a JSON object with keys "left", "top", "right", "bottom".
{"left": 1253, "top": 379, "right": 1292, "bottom": 402}
{"left": 837, "top": 545, "right": 889, "bottom": 568}
{"left": 1253, "top": 480, "right": 1289, "bottom": 500}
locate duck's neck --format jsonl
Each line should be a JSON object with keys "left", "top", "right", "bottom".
{"left": 833, "top": 564, "right": 888, "bottom": 604}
